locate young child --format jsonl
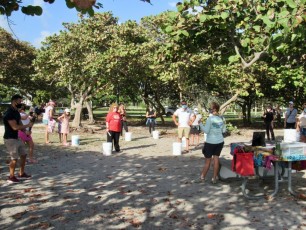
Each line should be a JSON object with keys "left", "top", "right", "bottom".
{"left": 58, "top": 108, "right": 64, "bottom": 143}
{"left": 57, "top": 108, "right": 71, "bottom": 146}
{"left": 18, "top": 105, "right": 37, "bottom": 164}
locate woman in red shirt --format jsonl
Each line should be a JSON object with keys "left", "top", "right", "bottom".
{"left": 106, "top": 103, "right": 122, "bottom": 152}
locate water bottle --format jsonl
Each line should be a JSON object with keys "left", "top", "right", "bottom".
{"left": 275, "top": 141, "right": 281, "bottom": 156}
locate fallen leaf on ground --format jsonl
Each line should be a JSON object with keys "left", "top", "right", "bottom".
{"left": 28, "top": 205, "right": 39, "bottom": 211}
{"left": 12, "top": 211, "right": 27, "bottom": 219}
{"left": 64, "top": 209, "right": 82, "bottom": 214}
{"left": 129, "top": 218, "right": 142, "bottom": 227}
{"left": 158, "top": 167, "right": 167, "bottom": 172}
{"left": 50, "top": 214, "right": 62, "bottom": 220}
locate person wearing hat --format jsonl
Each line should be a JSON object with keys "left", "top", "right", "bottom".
{"left": 42, "top": 100, "right": 56, "bottom": 144}
{"left": 57, "top": 108, "right": 71, "bottom": 146}
{"left": 3, "top": 95, "right": 33, "bottom": 183}
{"left": 172, "top": 101, "right": 195, "bottom": 153}
{"left": 190, "top": 108, "right": 202, "bottom": 146}
{"left": 284, "top": 101, "right": 297, "bottom": 129}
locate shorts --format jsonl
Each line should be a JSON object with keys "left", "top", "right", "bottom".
{"left": 4, "top": 138, "right": 27, "bottom": 160}
{"left": 43, "top": 119, "right": 49, "bottom": 125}
{"left": 18, "top": 130, "right": 32, "bottom": 142}
{"left": 301, "top": 128, "right": 306, "bottom": 136}
{"left": 190, "top": 125, "right": 200, "bottom": 135}
{"left": 202, "top": 142, "right": 224, "bottom": 158}
{"left": 178, "top": 127, "right": 191, "bottom": 139}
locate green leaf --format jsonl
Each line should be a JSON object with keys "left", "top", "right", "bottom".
{"left": 199, "top": 14, "right": 207, "bottom": 22}
{"left": 241, "top": 38, "right": 250, "bottom": 47}
{"left": 165, "top": 26, "right": 173, "bottom": 33}
{"left": 286, "top": 0, "right": 297, "bottom": 8}
{"left": 221, "top": 12, "right": 229, "bottom": 19}
{"left": 180, "top": 30, "right": 189, "bottom": 37}
{"left": 228, "top": 55, "right": 239, "bottom": 63}
{"left": 261, "top": 16, "right": 274, "bottom": 28}
{"left": 168, "top": 11, "right": 178, "bottom": 19}
{"left": 278, "top": 10, "right": 289, "bottom": 18}
{"left": 291, "top": 34, "right": 297, "bottom": 41}
{"left": 34, "top": 6, "right": 43, "bottom": 16}
{"left": 253, "top": 25, "right": 261, "bottom": 32}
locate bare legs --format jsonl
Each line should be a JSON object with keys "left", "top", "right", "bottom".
{"left": 9, "top": 155, "right": 26, "bottom": 177}
{"left": 45, "top": 125, "right": 50, "bottom": 143}
{"left": 63, "top": 134, "right": 68, "bottom": 145}
{"left": 200, "top": 156, "right": 219, "bottom": 181}
{"left": 178, "top": 137, "right": 190, "bottom": 152}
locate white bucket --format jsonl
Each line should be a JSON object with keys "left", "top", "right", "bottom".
{"left": 284, "top": 129, "right": 299, "bottom": 142}
{"left": 71, "top": 135, "right": 80, "bottom": 146}
{"left": 173, "top": 142, "right": 182, "bottom": 155}
{"left": 125, "top": 132, "right": 132, "bottom": 141}
{"left": 181, "top": 137, "right": 187, "bottom": 147}
{"left": 102, "top": 142, "right": 112, "bottom": 156}
{"left": 152, "top": 131, "right": 159, "bottom": 139}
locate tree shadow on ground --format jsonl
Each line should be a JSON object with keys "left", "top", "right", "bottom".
{"left": 0, "top": 143, "right": 305, "bottom": 229}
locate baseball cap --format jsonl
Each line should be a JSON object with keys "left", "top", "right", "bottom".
{"left": 289, "top": 101, "right": 294, "bottom": 105}
{"left": 65, "top": 108, "right": 71, "bottom": 113}
{"left": 194, "top": 108, "right": 198, "bottom": 111}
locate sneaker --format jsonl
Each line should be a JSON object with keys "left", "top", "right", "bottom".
{"left": 193, "top": 177, "right": 206, "bottom": 183}
{"left": 18, "top": 172, "right": 32, "bottom": 180}
{"left": 211, "top": 178, "right": 217, "bottom": 184}
{"left": 7, "top": 176, "right": 20, "bottom": 183}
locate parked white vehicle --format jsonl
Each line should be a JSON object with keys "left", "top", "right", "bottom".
{"left": 164, "top": 106, "right": 177, "bottom": 116}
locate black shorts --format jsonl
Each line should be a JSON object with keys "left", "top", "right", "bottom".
{"left": 202, "top": 142, "right": 224, "bottom": 158}
{"left": 190, "top": 125, "right": 200, "bottom": 134}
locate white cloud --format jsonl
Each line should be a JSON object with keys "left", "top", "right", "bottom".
{"left": 33, "top": 30, "right": 53, "bottom": 48}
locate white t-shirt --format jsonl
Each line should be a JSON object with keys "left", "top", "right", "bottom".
{"left": 43, "top": 105, "right": 53, "bottom": 120}
{"left": 298, "top": 112, "right": 306, "bottom": 127}
{"left": 192, "top": 114, "right": 202, "bottom": 126}
{"left": 174, "top": 108, "right": 193, "bottom": 127}
{"left": 20, "top": 112, "right": 30, "bottom": 131}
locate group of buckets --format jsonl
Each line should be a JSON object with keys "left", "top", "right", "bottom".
{"left": 173, "top": 134, "right": 207, "bottom": 155}
{"left": 102, "top": 131, "right": 160, "bottom": 156}
{"left": 71, "top": 131, "right": 205, "bottom": 156}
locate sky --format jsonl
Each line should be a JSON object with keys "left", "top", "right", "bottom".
{"left": 0, "top": 0, "right": 180, "bottom": 47}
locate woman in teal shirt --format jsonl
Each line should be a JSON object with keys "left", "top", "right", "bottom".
{"left": 198, "top": 102, "right": 225, "bottom": 184}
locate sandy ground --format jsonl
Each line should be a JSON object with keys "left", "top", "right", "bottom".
{"left": 0, "top": 122, "right": 305, "bottom": 230}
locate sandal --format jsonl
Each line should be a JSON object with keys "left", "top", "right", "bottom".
{"left": 193, "top": 177, "right": 206, "bottom": 183}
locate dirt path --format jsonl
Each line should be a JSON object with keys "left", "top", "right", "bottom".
{"left": 0, "top": 124, "right": 305, "bottom": 229}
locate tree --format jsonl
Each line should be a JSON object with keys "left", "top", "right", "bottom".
{"left": 34, "top": 13, "right": 119, "bottom": 127}
{"left": 0, "top": 28, "right": 41, "bottom": 99}
{"left": 164, "top": 0, "right": 305, "bottom": 115}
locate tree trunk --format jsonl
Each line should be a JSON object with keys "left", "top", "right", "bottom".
{"left": 86, "top": 100, "right": 95, "bottom": 124}
{"left": 241, "top": 104, "right": 247, "bottom": 126}
{"left": 220, "top": 92, "right": 240, "bottom": 115}
{"left": 71, "top": 97, "right": 84, "bottom": 128}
